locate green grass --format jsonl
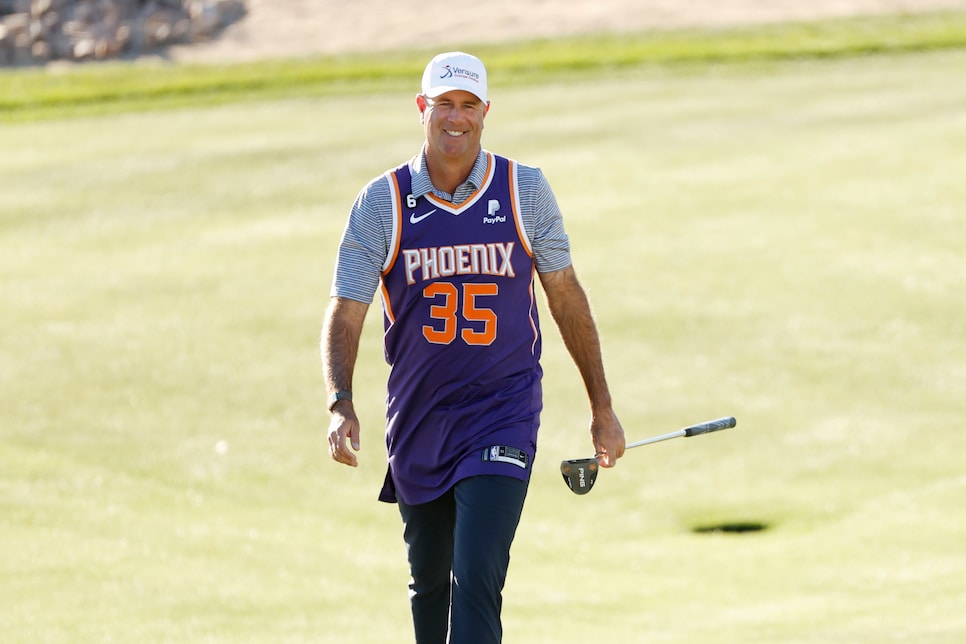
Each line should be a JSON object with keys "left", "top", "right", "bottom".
{"left": 3, "top": 11, "right": 966, "bottom": 121}
{"left": 2, "top": 21, "right": 966, "bottom": 644}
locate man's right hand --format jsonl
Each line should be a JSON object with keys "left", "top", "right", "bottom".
{"left": 328, "top": 403, "right": 361, "bottom": 467}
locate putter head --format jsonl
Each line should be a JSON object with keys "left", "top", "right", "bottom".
{"left": 560, "top": 457, "right": 599, "bottom": 495}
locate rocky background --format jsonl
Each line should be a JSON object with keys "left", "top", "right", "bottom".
{"left": 4, "top": 1, "right": 966, "bottom": 67}
{"left": 0, "top": 0, "right": 245, "bottom": 65}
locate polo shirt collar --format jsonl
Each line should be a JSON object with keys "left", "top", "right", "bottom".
{"left": 410, "top": 148, "right": 489, "bottom": 199}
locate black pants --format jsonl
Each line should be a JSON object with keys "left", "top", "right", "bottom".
{"left": 397, "top": 476, "right": 529, "bottom": 644}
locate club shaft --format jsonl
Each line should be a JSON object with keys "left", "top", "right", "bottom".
{"left": 624, "top": 417, "right": 736, "bottom": 450}
{"left": 625, "top": 429, "right": 687, "bottom": 449}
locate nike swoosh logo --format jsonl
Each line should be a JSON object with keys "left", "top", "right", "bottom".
{"left": 410, "top": 209, "right": 437, "bottom": 224}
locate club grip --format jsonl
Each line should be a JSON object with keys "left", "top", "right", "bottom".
{"left": 684, "top": 416, "right": 736, "bottom": 437}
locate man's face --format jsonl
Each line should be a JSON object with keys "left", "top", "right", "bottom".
{"left": 418, "top": 90, "right": 489, "bottom": 161}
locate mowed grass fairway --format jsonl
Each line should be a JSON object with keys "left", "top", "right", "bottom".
{"left": 3, "top": 44, "right": 966, "bottom": 642}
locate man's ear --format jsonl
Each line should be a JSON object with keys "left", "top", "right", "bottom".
{"left": 416, "top": 94, "right": 429, "bottom": 120}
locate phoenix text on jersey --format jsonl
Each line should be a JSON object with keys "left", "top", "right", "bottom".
{"left": 402, "top": 242, "right": 517, "bottom": 285}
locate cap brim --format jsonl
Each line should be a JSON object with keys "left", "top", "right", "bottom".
{"left": 424, "top": 85, "right": 487, "bottom": 103}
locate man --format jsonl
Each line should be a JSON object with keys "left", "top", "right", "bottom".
{"left": 322, "top": 51, "right": 625, "bottom": 643}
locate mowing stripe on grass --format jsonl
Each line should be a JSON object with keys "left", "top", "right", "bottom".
{"left": 2, "top": 11, "right": 966, "bottom": 121}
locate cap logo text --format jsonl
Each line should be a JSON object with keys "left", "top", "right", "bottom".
{"left": 440, "top": 65, "right": 480, "bottom": 84}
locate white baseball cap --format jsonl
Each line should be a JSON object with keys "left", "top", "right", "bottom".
{"left": 421, "top": 52, "right": 488, "bottom": 103}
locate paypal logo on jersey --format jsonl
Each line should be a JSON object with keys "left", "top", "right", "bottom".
{"left": 483, "top": 199, "right": 505, "bottom": 224}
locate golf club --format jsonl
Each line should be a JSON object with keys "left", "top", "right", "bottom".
{"left": 560, "top": 416, "right": 736, "bottom": 495}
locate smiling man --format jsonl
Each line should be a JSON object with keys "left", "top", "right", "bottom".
{"left": 321, "top": 52, "right": 625, "bottom": 643}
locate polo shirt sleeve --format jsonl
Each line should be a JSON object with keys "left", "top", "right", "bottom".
{"left": 329, "top": 175, "right": 393, "bottom": 303}
{"left": 517, "top": 164, "right": 573, "bottom": 274}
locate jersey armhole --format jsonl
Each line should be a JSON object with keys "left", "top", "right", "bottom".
{"left": 382, "top": 171, "right": 403, "bottom": 275}
{"left": 509, "top": 160, "right": 535, "bottom": 258}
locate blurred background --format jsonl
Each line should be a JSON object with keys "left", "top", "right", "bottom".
{"left": 4, "top": 0, "right": 966, "bottom": 66}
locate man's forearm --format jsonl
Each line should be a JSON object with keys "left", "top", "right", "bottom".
{"left": 321, "top": 297, "right": 369, "bottom": 396}
{"left": 539, "top": 266, "right": 612, "bottom": 412}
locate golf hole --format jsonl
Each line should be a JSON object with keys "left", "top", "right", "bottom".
{"left": 691, "top": 521, "right": 770, "bottom": 535}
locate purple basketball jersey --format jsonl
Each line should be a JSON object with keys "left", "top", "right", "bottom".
{"left": 378, "top": 153, "right": 543, "bottom": 504}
